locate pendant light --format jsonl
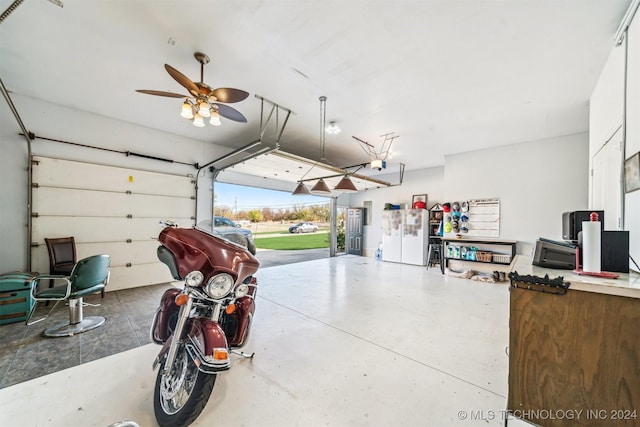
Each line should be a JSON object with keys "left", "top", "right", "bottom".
{"left": 334, "top": 175, "right": 358, "bottom": 193}
{"left": 310, "top": 178, "right": 331, "bottom": 195}
{"left": 292, "top": 181, "right": 311, "bottom": 195}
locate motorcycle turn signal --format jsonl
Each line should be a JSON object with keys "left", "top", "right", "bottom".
{"left": 225, "top": 303, "right": 236, "bottom": 314}
{"left": 175, "top": 293, "right": 189, "bottom": 306}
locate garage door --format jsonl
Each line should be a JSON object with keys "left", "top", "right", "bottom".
{"left": 30, "top": 156, "right": 196, "bottom": 291}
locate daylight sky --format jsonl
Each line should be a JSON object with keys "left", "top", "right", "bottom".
{"left": 214, "top": 182, "right": 327, "bottom": 211}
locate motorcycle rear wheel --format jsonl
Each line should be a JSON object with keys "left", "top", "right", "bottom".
{"left": 154, "top": 343, "right": 217, "bottom": 427}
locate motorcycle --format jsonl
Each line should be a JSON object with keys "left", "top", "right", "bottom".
{"left": 150, "top": 220, "right": 259, "bottom": 427}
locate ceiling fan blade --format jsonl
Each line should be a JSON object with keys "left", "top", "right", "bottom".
{"left": 216, "top": 104, "right": 247, "bottom": 123}
{"left": 136, "top": 90, "right": 187, "bottom": 98}
{"left": 164, "top": 64, "right": 200, "bottom": 96}
{"left": 211, "top": 88, "right": 250, "bottom": 103}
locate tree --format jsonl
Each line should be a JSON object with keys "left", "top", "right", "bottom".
{"left": 247, "top": 209, "right": 263, "bottom": 223}
{"left": 214, "top": 205, "right": 232, "bottom": 218}
{"left": 261, "top": 207, "right": 273, "bottom": 222}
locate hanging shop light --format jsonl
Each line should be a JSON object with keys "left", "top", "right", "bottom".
{"left": 334, "top": 175, "right": 358, "bottom": 193}
{"left": 310, "top": 178, "right": 331, "bottom": 195}
{"left": 292, "top": 181, "right": 311, "bottom": 195}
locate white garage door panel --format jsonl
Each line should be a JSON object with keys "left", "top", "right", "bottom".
{"left": 33, "top": 187, "right": 194, "bottom": 218}
{"left": 31, "top": 156, "right": 196, "bottom": 290}
{"left": 33, "top": 157, "right": 195, "bottom": 197}
{"left": 80, "top": 241, "right": 162, "bottom": 266}
{"left": 108, "top": 263, "right": 175, "bottom": 291}
{"left": 131, "top": 194, "right": 194, "bottom": 218}
{"left": 30, "top": 247, "right": 50, "bottom": 275}
{"left": 32, "top": 217, "right": 193, "bottom": 243}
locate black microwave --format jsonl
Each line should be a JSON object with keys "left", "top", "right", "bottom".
{"left": 562, "top": 210, "right": 604, "bottom": 242}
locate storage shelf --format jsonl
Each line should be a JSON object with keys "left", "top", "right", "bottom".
{"left": 442, "top": 238, "right": 516, "bottom": 268}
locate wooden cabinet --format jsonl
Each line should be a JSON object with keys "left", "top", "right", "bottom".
{"left": 508, "top": 258, "right": 640, "bottom": 427}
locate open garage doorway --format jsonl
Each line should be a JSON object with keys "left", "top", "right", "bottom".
{"left": 213, "top": 182, "right": 347, "bottom": 267}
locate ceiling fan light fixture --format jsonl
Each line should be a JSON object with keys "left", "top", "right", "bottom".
{"left": 310, "top": 178, "right": 331, "bottom": 195}
{"left": 292, "top": 181, "right": 311, "bottom": 195}
{"left": 180, "top": 101, "right": 194, "bottom": 119}
{"left": 334, "top": 175, "right": 358, "bottom": 193}
{"left": 137, "top": 51, "right": 248, "bottom": 129}
{"left": 193, "top": 112, "right": 205, "bottom": 127}
{"left": 209, "top": 110, "right": 221, "bottom": 126}
{"left": 198, "top": 100, "right": 211, "bottom": 117}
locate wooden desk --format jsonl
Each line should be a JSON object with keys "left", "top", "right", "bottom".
{"left": 508, "top": 256, "right": 640, "bottom": 426}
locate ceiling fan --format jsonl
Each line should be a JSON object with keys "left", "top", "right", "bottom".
{"left": 136, "top": 52, "right": 249, "bottom": 127}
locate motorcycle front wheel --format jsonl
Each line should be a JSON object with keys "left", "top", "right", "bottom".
{"left": 154, "top": 342, "right": 217, "bottom": 427}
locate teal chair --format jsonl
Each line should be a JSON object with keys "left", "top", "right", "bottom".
{"left": 27, "top": 254, "right": 110, "bottom": 337}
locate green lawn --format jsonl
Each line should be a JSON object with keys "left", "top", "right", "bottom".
{"left": 254, "top": 233, "right": 329, "bottom": 250}
{"left": 253, "top": 227, "right": 329, "bottom": 236}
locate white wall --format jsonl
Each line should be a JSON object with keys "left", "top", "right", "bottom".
{"left": 0, "top": 94, "right": 226, "bottom": 273}
{"left": 589, "top": 46, "right": 625, "bottom": 156}
{"left": 444, "top": 134, "right": 589, "bottom": 256}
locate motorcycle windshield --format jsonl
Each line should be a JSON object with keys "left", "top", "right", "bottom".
{"left": 159, "top": 226, "right": 259, "bottom": 283}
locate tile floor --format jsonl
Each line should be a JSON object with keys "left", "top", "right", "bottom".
{"left": 0, "top": 255, "right": 527, "bottom": 427}
{"left": 0, "top": 282, "right": 176, "bottom": 388}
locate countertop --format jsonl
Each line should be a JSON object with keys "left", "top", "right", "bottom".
{"left": 511, "top": 255, "right": 640, "bottom": 299}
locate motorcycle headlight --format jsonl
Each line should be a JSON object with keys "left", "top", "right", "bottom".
{"left": 235, "top": 283, "right": 249, "bottom": 298}
{"left": 206, "top": 273, "right": 234, "bottom": 298}
{"left": 185, "top": 271, "right": 204, "bottom": 287}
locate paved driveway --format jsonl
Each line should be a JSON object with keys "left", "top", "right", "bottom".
{"left": 254, "top": 248, "right": 330, "bottom": 268}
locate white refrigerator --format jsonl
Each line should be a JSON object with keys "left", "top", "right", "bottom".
{"left": 401, "top": 209, "right": 428, "bottom": 265}
{"left": 381, "top": 210, "right": 403, "bottom": 263}
{"left": 381, "top": 209, "right": 428, "bottom": 265}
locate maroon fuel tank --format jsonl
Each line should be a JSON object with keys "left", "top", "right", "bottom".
{"left": 158, "top": 227, "right": 259, "bottom": 283}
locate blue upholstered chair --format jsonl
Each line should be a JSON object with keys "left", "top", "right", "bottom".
{"left": 26, "top": 254, "right": 110, "bottom": 337}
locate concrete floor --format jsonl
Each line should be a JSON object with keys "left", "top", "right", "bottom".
{"left": 0, "top": 255, "right": 527, "bottom": 427}
{"left": 255, "top": 247, "right": 330, "bottom": 268}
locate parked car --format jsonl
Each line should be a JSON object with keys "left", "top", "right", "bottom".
{"left": 288, "top": 222, "right": 318, "bottom": 233}
{"left": 209, "top": 216, "right": 253, "bottom": 242}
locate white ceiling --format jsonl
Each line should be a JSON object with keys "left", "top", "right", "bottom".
{"left": 0, "top": 0, "right": 631, "bottom": 175}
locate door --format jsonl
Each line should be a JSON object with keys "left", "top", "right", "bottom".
{"left": 346, "top": 208, "right": 363, "bottom": 255}
{"left": 592, "top": 127, "right": 623, "bottom": 230}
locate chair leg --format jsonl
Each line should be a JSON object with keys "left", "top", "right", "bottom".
{"left": 427, "top": 245, "right": 435, "bottom": 268}
{"left": 26, "top": 299, "right": 63, "bottom": 326}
